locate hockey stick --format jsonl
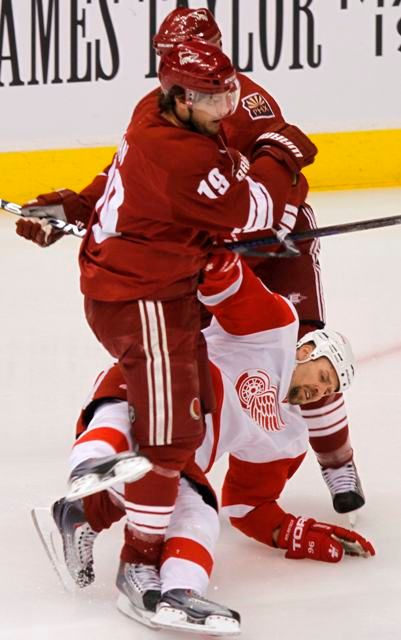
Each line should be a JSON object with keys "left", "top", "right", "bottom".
{"left": 0, "top": 198, "right": 86, "bottom": 238}
{"left": 3, "top": 196, "right": 401, "bottom": 255}
{"left": 227, "top": 213, "right": 401, "bottom": 257}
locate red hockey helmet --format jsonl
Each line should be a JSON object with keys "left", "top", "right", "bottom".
{"left": 153, "top": 8, "right": 222, "bottom": 55}
{"left": 159, "top": 40, "right": 237, "bottom": 95}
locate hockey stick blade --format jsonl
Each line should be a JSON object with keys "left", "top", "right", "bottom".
{"left": 31, "top": 507, "right": 77, "bottom": 593}
{"left": 0, "top": 198, "right": 86, "bottom": 238}
{"left": 227, "top": 213, "right": 401, "bottom": 257}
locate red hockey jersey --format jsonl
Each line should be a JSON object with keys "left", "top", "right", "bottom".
{"left": 79, "top": 82, "right": 295, "bottom": 301}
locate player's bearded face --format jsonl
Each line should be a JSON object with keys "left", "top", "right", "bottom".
{"left": 287, "top": 354, "right": 339, "bottom": 405}
{"left": 186, "top": 86, "right": 240, "bottom": 135}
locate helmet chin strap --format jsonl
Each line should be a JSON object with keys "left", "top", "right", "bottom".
{"left": 173, "top": 103, "right": 199, "bottom": 133}
{"left": 295, "top": 354, "right": 312, "bottom": 366}
{"left": 186, "top": 107, "right": 200, "bottom": 133}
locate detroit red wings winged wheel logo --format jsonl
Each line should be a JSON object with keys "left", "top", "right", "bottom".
{"left": 235, "top": 369, "right": 285, "bottom": 432}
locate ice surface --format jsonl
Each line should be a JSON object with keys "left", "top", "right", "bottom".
{"left": 1, "top": 188, "right": 400, "bottom": 639}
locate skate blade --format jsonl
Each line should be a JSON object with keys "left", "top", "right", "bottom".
{"left": 31, "top": 507, "right": 76, "bottom": 593}
{"left": 65, "top": 457, "right": 153, "bottom": 502}
{"left": 152, "top": 606, "right": 241, "bottom": 636}
{"left": 339, "top": 511, "right": 358, "bottom": 529}
{"left": 347, "top": 510, "right": 358, "bottom": 528}
{"left": 116, "top": 594, "right": 160, "bottom": 630}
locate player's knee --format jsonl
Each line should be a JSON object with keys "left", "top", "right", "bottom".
{"left": 140, "top": 432, "right": 205, "bottom": 471}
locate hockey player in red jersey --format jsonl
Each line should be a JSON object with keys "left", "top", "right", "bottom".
{"left": 16, "top": 8, "right": 365, "bottom": 516}
{"left": 42, "top": 251, "right": 374, "bottom": 634}
{"left": 70, "top": 40, "right": 316, "bottom": 608}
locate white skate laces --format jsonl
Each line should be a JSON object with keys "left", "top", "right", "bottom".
{"left": 116, "top": 561, "right": 161, "bottom": 616}
{"left": 52, "top": 498, "right": 98, "bottom": 588}
{"left": 321, "top": 461, "right": 365, "bottom": 514}
{"left": 322, "top": 462, "right": 359, "bottom": 496}
{"left": 66, "top": 521, "right": 98, "bottom": 587}
{"left": 126, "top": 563, "right": 161, "bottom": 594}
{"left": 76, "top": 524, "right": 98, "bottom": 570}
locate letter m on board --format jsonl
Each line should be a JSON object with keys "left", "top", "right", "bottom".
{"left": 30, "top": 0, "right": 62, "bottom": 85}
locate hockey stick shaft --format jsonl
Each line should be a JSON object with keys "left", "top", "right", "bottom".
{"left": 0, "top": 198, "right": 87, "bottom": 238}
{"left": 227, "top": 214, "right": 401, "bottom": 255}
{"left": 2, "top": 197, "right": 400, "bottom": 252}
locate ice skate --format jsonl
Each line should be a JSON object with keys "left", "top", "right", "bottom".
{"left": 116, "top": 560, "right": 162, "bottom": 629}
{"left": 52, "top": 497, "right": 98, "bottom": 587}
{"left": 31, "top": 498, "right": 98, "bottom": 591}
{"left": 151, "top": 589, "right": 241, "bottom": 636}
{"left": 321, "top": 460, "right": 365, "bottom": 515}
{"left": 65, "top": 451, "right": 152, "bottom": 501}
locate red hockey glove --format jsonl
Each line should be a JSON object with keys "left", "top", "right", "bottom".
{"left": 277, "top": 514, "right": 375, "bottom": 563}
{"left": 204, "top": 249, "right": 240, "bottom": 277}
{"left": 288, "top": 172, "right": 309, "bottom": 209}
{"left": 20, "top": 188, "right": 81, "bottom": 220}
{"left": 226, "top": 148, "right": 251, "bottom": 182}
{"left": 15, "top": 217, "right": 63, "bottom": 247}
{"left": 16, "top": 189, "right": 82, "bottom": 247}
{"left": 252, "top": 123, "right": 318, "bottom": 174}
{"left": 199, "top": 249, "right": 241, "bottom": 290}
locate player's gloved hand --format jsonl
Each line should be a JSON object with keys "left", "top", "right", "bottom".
{"left": 15, "top": 217, "right": 63, "bottom": 247}
{"left": 19, "top": 188, "right": 80, "bottom": 220}
{"left": 252, "top": 123, "right": 318, "bottom": 174}
{"left": 199, "top": 249, "right": 241, "bottom": 290}
{"left": 204, "top": 249, "right": 240, "bottom": 277}
{"left": 288, "top": 172, "right": 309, "bottom": 208}
{"left": 16, "top": 188, "right": 81, "bottom": 247}
{"left": 277, "top": 514, "right": 375, "bottom": 563}
{"left": 226, "top": 148, "right": 250, "bottom": 183}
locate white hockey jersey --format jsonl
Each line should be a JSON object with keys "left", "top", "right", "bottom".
{"left": 197, "top": 256, "right": 308, "bottom": 545}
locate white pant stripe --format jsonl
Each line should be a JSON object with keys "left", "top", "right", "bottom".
{"left": 145, "top": 301, "right": 166, "bottom": 446}
{"left": 156, "top": 301, "right": 173, "bottom": 445}
{"left": 139, "top": 301, "right": 172, "bottom": 446}
{"left": 139, "top": 300, "right": 156, "bottom": 446}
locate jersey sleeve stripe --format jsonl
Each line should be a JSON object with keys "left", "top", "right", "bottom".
{"left": 240, "top": 176, "right": 273, "bottom": 232}
{"left": 197, "top": 261, "right": 243, "bottom": 307}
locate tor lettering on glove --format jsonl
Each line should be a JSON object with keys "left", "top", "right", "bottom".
{"left": 277, "top": 514, "right": 375, "bottom": 563}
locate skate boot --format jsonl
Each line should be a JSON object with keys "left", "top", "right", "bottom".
{"left": 321, "top": 460, "right": 365, "bottom": 514}
{"left": 65, "top": 451, "right": 152, "bottom": 501}
{"left": 116, "top": 560, "right": 162, "bottom": 628}
{"left": 52, "top": 498, "right": 98, "bottom": 588}
{"left": 152, "top": 589, "right": 241, "bottom": 636}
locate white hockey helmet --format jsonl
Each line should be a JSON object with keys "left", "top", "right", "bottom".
{"left": 296, "top": 328, "right": 355, "bottom": 391}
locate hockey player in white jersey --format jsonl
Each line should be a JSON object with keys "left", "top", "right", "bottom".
{"left": 35, "top": 251, "right": 374, "bottom": 636}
